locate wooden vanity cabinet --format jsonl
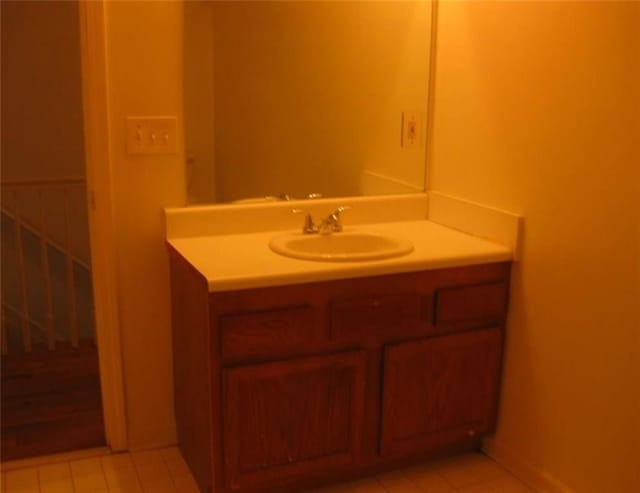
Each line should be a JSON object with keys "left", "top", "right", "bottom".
{"left": 168, "top": 249, "right": 511, "bottom": 493}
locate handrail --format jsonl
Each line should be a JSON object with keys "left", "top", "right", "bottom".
{"left": 1, "top": 177, "right": 91, "bottom": 354}
{"left": 0, "top": 206, "right": 90, "bottom": 271}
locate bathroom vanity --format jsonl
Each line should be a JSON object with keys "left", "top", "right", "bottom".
{"left": 166, "top": 211, "right": 514, "bottom": 493}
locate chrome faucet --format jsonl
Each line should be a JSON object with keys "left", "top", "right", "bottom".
{"left": 292, "top": 205, "right": 351, "bottom": 235}
{"left": 278, "top": 192, "right": 323, "bottom": 201}
{"left": 318, "top": 206, "right": 351, "bottom": 235}
{"left": 292, "top": 209, "right": 318, "bottom": 234}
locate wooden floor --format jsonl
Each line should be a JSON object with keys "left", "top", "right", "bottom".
{"left": 1, "top": 342, "right": 105, "bottom": 460}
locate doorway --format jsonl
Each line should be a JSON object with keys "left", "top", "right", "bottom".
{"left": 1, "top": 0, "right": 105, "bottom": 459}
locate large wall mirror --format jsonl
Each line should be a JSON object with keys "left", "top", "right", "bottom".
{"left": 184, "top": 1, "right": 434, "bottom": 204}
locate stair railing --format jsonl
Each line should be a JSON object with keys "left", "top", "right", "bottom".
{"left": 1, "top": 177, "right": 88, "bottom": 355}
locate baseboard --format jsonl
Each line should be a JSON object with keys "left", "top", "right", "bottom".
{"left": 428, "top": 191, "right": 523, "bottom": 260}
{"left": 482, "top": 439, "right": 575, "bottom": 493}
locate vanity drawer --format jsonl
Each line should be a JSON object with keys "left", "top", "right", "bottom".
{"left": 433, "top": 282, "right": 508, "bottom": 333}
{"left": 330, "top": 294, "right": 425, "bottom": 341}
{"left": 220, "top": 305, "right": 323, "bottom": 361}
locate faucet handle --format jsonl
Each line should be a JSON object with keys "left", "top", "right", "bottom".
{"left": 291, "top": 208, "right": 318, "bottom": 234}
{"left": 305, "top": 193, "right": 323, "bottom": 200}
{"left": 331, "top": 205, "right": 351, "bottom": 232}
{"left": 319, "top": 205, "right": 351, "bottom": 234}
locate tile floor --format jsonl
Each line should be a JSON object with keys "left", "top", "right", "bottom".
{"left": 1, "top": 448, "right": 532, "bottom": 493}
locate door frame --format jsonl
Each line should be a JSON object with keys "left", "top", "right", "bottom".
{"left": 78, "top": 0, "right": 128, "bottom": 451}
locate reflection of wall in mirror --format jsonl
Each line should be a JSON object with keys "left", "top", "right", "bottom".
{"left": 184, "top": 1, "right": 432, "bottom": 203}
{"left": 184, "top": 2, "right": 217, "bottom": 203}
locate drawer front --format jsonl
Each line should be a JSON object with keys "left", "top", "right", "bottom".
{"left": 220, "top": 306, "right": 322, "bottom": 361}
{"left": 330, "top": 294, "right": 425, "bottom": 341}
{"left": 434, "top": 282, "right": 507, "bottom": 333}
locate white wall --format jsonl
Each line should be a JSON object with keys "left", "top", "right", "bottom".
{"left": 104, "top": 0, "right": 185, "bottom": 449}
{"left": 429, "top": 2, "right": 640, "bottom": 491}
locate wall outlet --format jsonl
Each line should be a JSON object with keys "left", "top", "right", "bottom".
{"left": 126, "top": 116, "right": 177, "bottom": 155}
{"left": 401, "top": 111, "right": 422, "bottom": 148}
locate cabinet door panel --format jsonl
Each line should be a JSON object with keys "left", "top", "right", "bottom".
{"left": 381, "top": 329, "right": 502, "bottom": 457}
{"left": 223, "top": 351, "right": 366, "bottom": 489}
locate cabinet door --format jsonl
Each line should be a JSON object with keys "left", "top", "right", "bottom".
{"left": 223, "top": 351, "right": 366, "bottom": 489}
{"left": 381, "top": 328, "right": 502, "bottom": 457}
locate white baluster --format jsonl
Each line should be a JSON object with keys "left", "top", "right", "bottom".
{"left": 13, "top": 190, "right": 32, "bottom": 353}
{"left": 1, "top": 305, "right": 8, "bottom": 355}
{"left": 64, "top": 189, "right": 79, "bottom": 348}
{"left": 39, "top": 189, "right": 56, "bottom": 350}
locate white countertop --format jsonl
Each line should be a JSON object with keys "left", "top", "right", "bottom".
{"left": 167, "top": 220, "right": 513, "bottom": 292}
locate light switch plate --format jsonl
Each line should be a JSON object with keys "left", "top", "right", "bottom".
{"left": 401, "top": 111, "right": 422, "bottom": 148}
{"left": 126, "top": 116, "right": 177, "bottom": 155}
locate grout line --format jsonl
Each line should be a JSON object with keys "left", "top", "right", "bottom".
{"left": 1, "top": 447, "right": 111, "bottom": 472}
{"left": 8, "top": 448, "right": 532, "bottom": 493}
{"left": 97, "top": 455, "right": 106, "bottom": 492}
{"left": 374, "top": 476, "right": 391, "bottom": 493}
{"left": 160, "top": 448, "right": 178, "bottom": 489}
{"left": 131, "top": 454, "right": 145, "bottom": 493}
{"left": 70, "top": 460, "right": 77, "bottom": 493}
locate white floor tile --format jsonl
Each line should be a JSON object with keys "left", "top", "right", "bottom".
{"left": 4, "top": 446, "right": 532, "bottom": 493}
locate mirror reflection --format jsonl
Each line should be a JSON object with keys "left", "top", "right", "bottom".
{"left": 184, "top": 1, "right": 433, "bottom": 204}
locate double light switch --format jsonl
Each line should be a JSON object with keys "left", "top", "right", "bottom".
{"left": 126, "top": 116, "right": 177, "bottom": 155}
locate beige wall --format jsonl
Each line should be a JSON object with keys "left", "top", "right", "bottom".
{"left": 1, "top": 0, "right": 85, "bottom": 181}
{"left": 430, "top": 2, "right": 640, "bottom": 492}
{"left": 210, "top": 1, "right": 430, "bottom": 202}
{"left": 104, "top": 1, "right": 185, "bottom": 449}
{"left": 1, "top": 0, "right": 90, "bottom": 262}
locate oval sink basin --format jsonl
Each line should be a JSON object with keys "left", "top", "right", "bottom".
{"left": 269, "top": 231, "right": 413, "bottom": 262}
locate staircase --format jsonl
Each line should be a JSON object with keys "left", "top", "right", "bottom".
{"left": 1, "top": 178, "right": 104, "bottom": 460}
